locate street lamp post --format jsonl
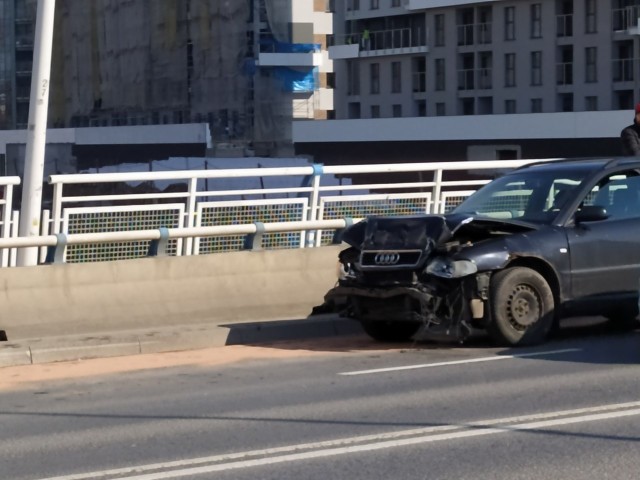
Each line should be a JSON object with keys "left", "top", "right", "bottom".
{"left": 17, "top": 0, "right": 56, "bottom": 266}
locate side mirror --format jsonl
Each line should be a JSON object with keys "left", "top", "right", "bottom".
{"left": 575, "top": 205, "right": 609, "bottom": 224}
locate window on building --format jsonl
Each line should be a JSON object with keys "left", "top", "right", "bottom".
{"left": 478, "top": 96, "right": 493, "bottom": 114}
{"left": 436, "top": 102, "right": 446, "bottom": 116}
{"left": 505, "top": 6, "right": 515, "bottom": 40}
{"left": 478, "top": 7, "right": 492, "bottom": 44}
{"left": 370, "top": 0, "right": 379, "bottom": 10}
{"left": 585, "top": 46, "right": 597, "bottom": 83}
{"left": 531, "top": 4, "right": 542, "bottom": 38}
{"left": 391, "top": 0, "right": 401, "bottom": 6}
{"left": 435, "top": 14, "right": 445, "bottom": 47}
{"left": 347, "top": 0, "right": 360, "bottom": 11}
{"left": 557, "top": 45, "right": 573, "bottom": 85}
{"left": 505, "top": 53, "right": 516, "bottom": 87}
{"left": 459, "top": 53, "right": 475, "bottom": 90}
{"left": 348, "top": 102, "right": 361, "bottom": 118}
{"left": 585, "top": 0, "right": 597, "bottom": 33}
{"left": 531, "top": 51, "right": 542, "bottom": 85}
{"left": 478, "top": 52, "right": 493, "bottom": 89}
{"left": 370, "top": 63, "right": 380, "bottom": 94}
{"left": 392, "top": 104, "right": 402, "bottom": 117}
{"left": 347, "top": 60, "right": 360, "bottom": 95}
{"left": 559, "top": 93, "right": 574, "bottom": 112}
{"left": 531, "top": 98, "right": 543, "bottom": 112}
{"left": 371, "top": 105, "right": 380, "bottom": 118}
{"left": 457, "top": 8, "right": 474, "bottom": 46}
{"left": 613, "top": 40, "right": 634, "bottom": 82}
{"left": 557, "top": 0, "right": 573, "bottom": 37}
{"left": 416, "top": 100, "right": 427, "bottom": 117}
{"left": 461, "top": 98, "right": 475, "bottom": 115}
{"left": 505, "top": 99, "right": 516, "bottom": 113}
{"left": 585, "top": 96, "right": 598, "bottom": 111}
{"left": 391, "top": 61, "right": 402, "bottom": 93}
{"left": 435, "top": 58, "right": 446, "bottom": 91}
{"left": 412, "top": 57, "right": 426, "bottom": 92}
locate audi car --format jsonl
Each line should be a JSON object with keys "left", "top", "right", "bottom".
{"left": 320, "top": 158, "right": 640, "bottom": 346}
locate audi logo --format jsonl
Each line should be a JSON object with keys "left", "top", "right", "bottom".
{"left": 374, "top": 252, "right": 401, "bottom": 265}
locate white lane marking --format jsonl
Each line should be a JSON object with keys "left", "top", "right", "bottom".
{"left": 339, "top": 348, "right": 582, "bottom": 376}
{"left": 40, "top": 399, "right": 640, "bottom": 480}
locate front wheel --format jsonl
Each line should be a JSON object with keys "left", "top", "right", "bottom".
{"left": 361, "top": 321, "right": 420, "bottom": 342}
{"left": 487, "top": 267, "right": 555, "bottom": 347}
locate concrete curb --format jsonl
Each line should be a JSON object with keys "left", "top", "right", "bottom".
{"left": 0, "top": 315, "right": 363, "bottom": 367}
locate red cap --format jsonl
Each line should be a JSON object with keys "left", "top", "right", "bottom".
{"left": 635, "top": 103, "right": 640, "bottom": 114}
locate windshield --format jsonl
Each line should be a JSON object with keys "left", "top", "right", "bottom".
{"left": 452, "top": 166, "right": 595, "bottom": 224}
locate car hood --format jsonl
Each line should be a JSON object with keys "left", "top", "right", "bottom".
{"left": 341, "top": 213, "right": 538, "bottom": 254}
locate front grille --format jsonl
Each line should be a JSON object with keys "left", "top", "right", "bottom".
{"left": 359, "top": 270, "right": 414, "bottom": 286}
{"left": 360, "top": 250, "right": 422, "bottom": 269}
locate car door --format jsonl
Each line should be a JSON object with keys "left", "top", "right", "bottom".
{"left": 566, "top": 171, "right": 640, "bottom": 308}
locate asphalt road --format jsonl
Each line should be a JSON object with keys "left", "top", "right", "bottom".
{"left": 1, "top": 322, "right": 640, "bottom": 480}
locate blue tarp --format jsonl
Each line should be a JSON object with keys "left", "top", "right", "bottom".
{"left": 259, "top": 38, "right": 320, "bottom": 54}
{"left": 273, "top": 67, "right": 317, "bottom": 92}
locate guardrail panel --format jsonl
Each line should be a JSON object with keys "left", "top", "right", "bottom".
{"left": 195, "top": 198, "right": 308, "bottom": 254}
{"left": 62, "top": 204, "right": 185, "bottom": 262}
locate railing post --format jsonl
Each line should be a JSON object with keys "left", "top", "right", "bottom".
{"left": 147, "top": 227, "right": 170, "bottom": 257}
{"left": 433, "top": 169, "right": 443, "bottom": 213}
{"left": 332, "top": 217, "right": 353, "bottom": 245}
{"left": 1, "top": 184, "right": 12, "bottom": 267}
{"left": 243, "top": 222, "right": 265, "bottom": 251}
{"left": 44, "top": 233, "right": 67, "bottom": 265}
{"left": 184, "top": 177, "right": 198, "bottom": 255}
{"left": 51, "top": 182, "right": 63, "bottom": 234}
{"left": 306, "top": 164, "right": 324, "bottom": 248}
{"left": 39, "top": 209, "right": 50, "bottom": 263}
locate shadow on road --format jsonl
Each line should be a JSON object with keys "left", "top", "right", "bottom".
{"left": 246, "top": 315, "right": 640, "bottom": 366}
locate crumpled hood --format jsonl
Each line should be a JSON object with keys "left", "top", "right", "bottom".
{"left": 341, "top": 213, "right": 537, "bottom": 255}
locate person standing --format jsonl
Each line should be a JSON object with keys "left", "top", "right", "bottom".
{"left": 621, "top": 103, "right": 640, "bottom": 156}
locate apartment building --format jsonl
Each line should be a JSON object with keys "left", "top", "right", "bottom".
{"left": 293, "top": 0, "right": 640, "bottom": 164}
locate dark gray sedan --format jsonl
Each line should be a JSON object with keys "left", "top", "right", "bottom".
{"left": 322, "top": 158, "right": 640, "bottom": 346}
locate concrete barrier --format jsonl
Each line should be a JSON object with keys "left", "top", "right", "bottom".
{"left": 0, "top": 246, "right": 345, "bottom": 362}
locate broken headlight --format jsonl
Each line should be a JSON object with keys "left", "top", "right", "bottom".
{"left": 426, "top": 257, "right": 477, "bottom": 279}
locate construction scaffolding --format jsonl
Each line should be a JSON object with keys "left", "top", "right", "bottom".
{"left": 50, "top": 0, "right": 252, "bottom": 145}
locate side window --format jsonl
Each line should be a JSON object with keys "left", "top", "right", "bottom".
{"left": 584, "top": 171, "right": 640, "bottom": 220}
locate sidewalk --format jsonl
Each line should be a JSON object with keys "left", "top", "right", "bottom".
{"left": 0, "top": 315, "right": 363, "bottom": 367}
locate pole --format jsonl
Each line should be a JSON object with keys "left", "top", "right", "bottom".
{"left": 17, "top": 0, "right": 56, "bottom": 266}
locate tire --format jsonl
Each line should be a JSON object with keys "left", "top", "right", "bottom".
{"left": 361, "top": 321, "right": 420, "bottom": 342}
{"left": 487, "top": 267, "right": 555, "bottom": 347}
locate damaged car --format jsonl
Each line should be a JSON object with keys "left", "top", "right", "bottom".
{"left": 322, "top": 158, "right": 640, "bottom": 346}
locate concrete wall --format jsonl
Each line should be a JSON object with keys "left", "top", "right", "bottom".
{"left": 0, "top": 246, "right": 342, "bottom": 342}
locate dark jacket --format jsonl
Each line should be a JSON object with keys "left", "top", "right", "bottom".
{"left": 621, "top": 122, "right": 640, "bottom": 156}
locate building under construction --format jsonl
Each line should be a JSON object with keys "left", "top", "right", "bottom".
{"left": 1, "top": 0, "right": 334, "bottom": 158}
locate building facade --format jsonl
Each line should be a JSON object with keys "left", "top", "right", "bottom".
{"left": 0, "top": 0, "right": 334, "bottom": 159}
{"left": 293, "top": 0, "right": 640, "bottom": 164}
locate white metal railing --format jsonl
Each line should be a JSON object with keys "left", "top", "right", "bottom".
{"left": 0, "top": 177, "right": 21, "bottom": 267}
{"left": 0, "top": 219, "right": 358, "bottom": 265}
{"left": 331, "top": 27, "right": 428, "bottom": 51}
{"left": 40, "top": 159, "right": 561, "bottom": 264}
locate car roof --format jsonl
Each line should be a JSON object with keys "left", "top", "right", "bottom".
{"left": 514, "top": 157, "right": 640, "bottom": 173}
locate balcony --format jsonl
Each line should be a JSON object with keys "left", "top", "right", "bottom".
{"left": 556, "top": 62, "right": 573, "bottom": 86}
{"left": 557, "top": 14, "right": 573, "bottom": 37}
{"left": 457, "top": 68, "right": 493, "bottom": 91}
{"left": 328, "top": 27, "right": 428, "bottom": 60}
{"left": 613, "top": 6, "right": 640, "bottom": 34}
{"left": 613, "top": 58, "right": 636, "bottom": 82}
{"left": 457, "top": 22, "right": 492, "bottom": 46}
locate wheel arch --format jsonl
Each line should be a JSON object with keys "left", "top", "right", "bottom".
{"left": 502, "top": 256, "right": 562, "bottom": 318}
